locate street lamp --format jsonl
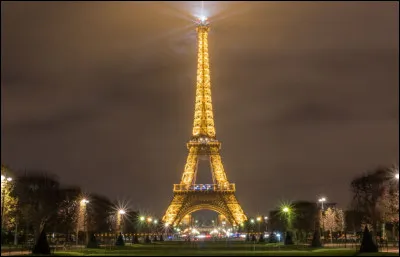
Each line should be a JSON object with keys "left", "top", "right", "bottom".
{"left": 256, "top": 217, "right": 262, "bottom": 233}
{"left": 264, "top": 216, "right": 268, "bottom": 232}
{"left": 118, "top": 209, "right": 126, "bottom": 235}
{"left": 318, "top": 197, "right": 326, "bottom": 210}
{"left": 318, "top": 197, "right": 327, "bottom": 242}
{"left": 280, "top": 205, "right": 292, "bottom": 229}
{"left": 146, "top": 217, "right": 153, "bottom": 234}
{"left": 395, "top": 173, "right": 399, "bottom": 180}
{"left": 76, "top": 198, "right": 89, "bottom": 246}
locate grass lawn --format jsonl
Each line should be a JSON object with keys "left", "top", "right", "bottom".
{"left": 40, "top": 242, "right": 399, "bottom": 256}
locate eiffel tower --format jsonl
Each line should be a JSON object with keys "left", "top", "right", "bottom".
{"left": 162, "top": 18, "right": 247, "bottom": 226}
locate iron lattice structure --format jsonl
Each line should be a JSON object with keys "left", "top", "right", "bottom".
{"left": 162, "top": 20, "right": 247, "bottom": 226}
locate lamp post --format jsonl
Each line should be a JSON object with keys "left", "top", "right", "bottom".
{"left": 118, "top": 209, "right": 126, "bottom": 234}
{"left": 318, "top": 197, "right": 327, "bottom": 242}
{"left": 282, "top": 207, "right": 291, "bottom": 227}
{"left": 153, "top": 219, "right": 158, "bottom": 238}
{"left": 76, "top": 198, "right": 89, "bottom": 246}
{"left": 318, "top": 197, "right": 326, "bottom": 211}
{"left": 281, "top": 205, "right": 293, "bottom": 245}
{"left": 256, "top": 217, "right": 262, "bottom": 234}
{"left": 264, "top": 216, "right": 268, "bottom": 233}
{"left": 147, "top": 217, "right": 153, "bottom": 234}
{"left": 392, "top": 170, "right": 398, "bottom": 240}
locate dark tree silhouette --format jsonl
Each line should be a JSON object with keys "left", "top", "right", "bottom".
{"left": 359, "top": 226, "right": 378, "bottom": 253}
{"left": 145, "top": 235, "right": 151, "bottom": 243}
{"left": 133, "top": 235, "right": 139, "bottom": 244}
{"left": 284, "top": 231, "right": 294, "bottom": 245}
{"left": 159, "top": 234, "right": 164, "bottom": 241}
{"left": 311, "top": 230, "right": 322, "bottom": 248}
{"left": 86, "top": 194, "right": 114, "bottom": 233}
{"left": 87, "top": 233, "right": 99, "bottom": 248}
{"left": 310, "top": 210, "right": 322, "bottom": 248}
{"left": 15, "top": 172, "right": 61, "bottom": 242}
{"left": 258, "top": 233, "right": 265, "bottom": 243}
{"left": 268, "top": 232, "right": 278, "bottom": 243}
{"left": 32, "top": 227, "right": 50, "bottom": 255}
{"left": 351, "top": 166, "right": 397, "bottom": 241}
{"left": 115, "top": 233, "right": 125, "bottom": 246}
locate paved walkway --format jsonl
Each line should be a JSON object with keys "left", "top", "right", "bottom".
{"left": 1, "top": 250, "right": 30, "bottom": 256}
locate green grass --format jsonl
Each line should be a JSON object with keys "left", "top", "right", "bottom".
{"left": 26, "top": 242, "right": 399, "bottom": 256}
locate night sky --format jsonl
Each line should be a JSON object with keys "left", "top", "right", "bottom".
{"left": 1, "top": 2, "right": 398, "bottom": 216}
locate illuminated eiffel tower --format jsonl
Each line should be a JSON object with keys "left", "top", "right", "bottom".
{"left": 162, "top": 18, "right": 247, "bottom": 226}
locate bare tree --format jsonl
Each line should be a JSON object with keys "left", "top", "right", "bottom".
{"left": 322, "top": 208, "right": 336, "bottom": 243}
{"left": 15, "top": 171, "right": 61, "bottom": 242}
{"left": 336, "top": 209, "right": 345, "bottom": 233}
{"left": 351, "top": 166, "right": 397, "bottom": 241}
{"left": 320, "top": 207, "right": 345, "bottom": 244}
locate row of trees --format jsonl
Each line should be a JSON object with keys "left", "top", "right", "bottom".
{"left": 1, "top": 165, "right": 172, "bottom": 252}
{"left": 1, "top": 166, "right": 121, "bottom": 248}
{"left": 263, "top": 164, "right": 398, "bottom": 252}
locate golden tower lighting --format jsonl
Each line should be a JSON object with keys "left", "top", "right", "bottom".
{"left": 162, "top": 17, "right": 247, "bottom": 226}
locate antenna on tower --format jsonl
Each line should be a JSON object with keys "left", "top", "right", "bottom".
{"left": 198, "top": 1, "right": 208, "bottom": 25}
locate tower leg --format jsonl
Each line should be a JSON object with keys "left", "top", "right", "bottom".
{"left": 210, "top": 149, "right": 229, "bottom": 185}
{"left": 180, "top": 147, "right": 199, "bottom": 186}
{"left": 163, "top": 194, "right": 187, "bottom": 226}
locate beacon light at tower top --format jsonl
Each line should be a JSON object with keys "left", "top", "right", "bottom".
{"left": 197, "top": 16, "right": 208, "bottom": 25}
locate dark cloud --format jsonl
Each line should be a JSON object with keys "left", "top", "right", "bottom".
{"left": 1, "top": 1, "right": 398, "bottom": 216}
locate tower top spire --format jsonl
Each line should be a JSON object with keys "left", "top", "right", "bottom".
{"left": 197, "top": 16, "right": 209, "bottom": 26}
{"left": 192, "top": 15, "right": 215, "bottom": 139}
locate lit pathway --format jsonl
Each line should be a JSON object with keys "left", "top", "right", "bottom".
{"left": 1, "top": 250, "right": 30, "bottom": 256}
